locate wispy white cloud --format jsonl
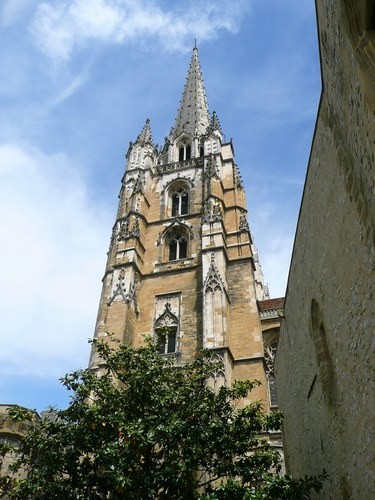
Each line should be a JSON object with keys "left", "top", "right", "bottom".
{"left": 0, "top": 143, "right": 112, "bottom": 378}
{"left": 47, "top": 70, "right": 89, "bottom": 108}
{"left": 29, "top": 0, "right": 252, "bottom": 61}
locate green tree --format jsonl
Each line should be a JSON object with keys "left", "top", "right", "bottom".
{"left": 0, "top": 338, "right": 325, "bottom": 499}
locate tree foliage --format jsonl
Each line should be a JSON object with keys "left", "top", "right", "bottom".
{"left": 0, "top": 338, "right": 325, "bottom": 499}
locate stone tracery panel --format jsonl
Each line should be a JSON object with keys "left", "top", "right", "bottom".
{"left": 108, "top": 267, "right": 137, "bottom": 306}
{"left": 154, "top": 294, "right": 181, "bottom": 354}
{"left": 264, "top": 339, "right": 278, "bottom": 407}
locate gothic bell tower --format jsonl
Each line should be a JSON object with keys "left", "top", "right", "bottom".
{"left": 89, "top": 47, "right": 272, "bottom": 405}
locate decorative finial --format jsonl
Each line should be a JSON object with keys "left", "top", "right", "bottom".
{"left": 194, "top": 38, "right": 197, "bottom": 50}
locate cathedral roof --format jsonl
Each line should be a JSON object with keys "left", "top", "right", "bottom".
{"left": 258, "top": 298, "right": 285, "bottom": 312}
{"left": 171, "top": 47, "right": 210, "bottom": 140}
{"left": 135, "top": 118, "right": 153, "bottom": 145}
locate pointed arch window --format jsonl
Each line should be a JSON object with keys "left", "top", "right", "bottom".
{"left": 169, "top": 233, "right": 187, "bottom": 261}
{"left": 176, "top": 135, "right": 192, "bottom": 161}
{"left": 154, "top": 303, "right": 179, "bottom": 354}
{"left": 264, "top": 339, "right": 278, "bottom": 407}
{"left": 178, "top": 142, "right": 191, "bottom": 161}
{"left": 166, "top": 179, "right": 191, "bottom": 219}
{"left": 157, "top": 327, "right": 177, "bottom": 354}
{"left": 171, "top": 188, "right": 189, "bottom": 216}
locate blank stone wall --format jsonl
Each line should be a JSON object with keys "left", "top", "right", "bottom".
{"left": 275, "top": 1, "right": 375, "bottom": 498}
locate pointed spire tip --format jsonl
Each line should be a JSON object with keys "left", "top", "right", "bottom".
{"left": 171, "top": 42, "right": 209, "bottom": 140}
{"left": 135, "top": 118, "right": 153, "bottom": 145}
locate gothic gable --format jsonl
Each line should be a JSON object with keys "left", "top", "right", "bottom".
{"left": 203, "top": 253, "right": 225, "bottom": 293}
{"left": 154, "top": 302, "right": 179, "bottom": 329}
{"left": 108, "top": 268, "right": 137, "bottom": 306}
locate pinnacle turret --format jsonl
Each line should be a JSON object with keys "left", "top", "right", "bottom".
{"left": 171, "top": 47, "right": 210, "bottom": 140}
{"left": 125, "top": 118, "right": 155, "bottom": 170}
{"left": 135, "top": 118, "right": 153, "bottom": 146}
{"left": 210, "top": 111, "right": 223, "bottom": 134}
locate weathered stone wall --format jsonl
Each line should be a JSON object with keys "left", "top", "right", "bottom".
{"left": 0, "top": 405, "right": 39, "bottom": 480}
{"left": 275, "top": 1, "right": 375, "bottom": 498}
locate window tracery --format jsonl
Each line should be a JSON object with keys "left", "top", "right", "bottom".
{"left": 178, "top": 140, "right": 192, "bottom": 161}
{"left": 115, "top": 215, "right": 140, "bottom": 241}
{"left": 205, "top": 352, "right": 226, "bottom": 391}
{"left": 172, "top": 188, "right": 189, "bottom": 216}
{"left": 108, "top": 268, "right": 137, "bottom": 306}
{"left": 203, "top": 253, "right": 225, "bottom": 293}
{"left": 166, "top": 180, "right": 191, "bottom": 218}
{"left": 264, "top": 340, "right": 278, "bottom": 407}
{"left": 154, "top": 302, "right": 179, "bottom": 354}
{"left": 168, "top": 232, "right": 187, "bottom": 260}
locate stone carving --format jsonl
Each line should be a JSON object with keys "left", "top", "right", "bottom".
{"left": 132, "top": 173, "right": 144, "bottom": 195}
{"left": 135, "top": 118, "right": 153, "bottom": 146}
{"left": 239, "top": 210, "right": 249, "bottom": 231}
{"left": 117, "top": 218, "right": 130, "bottom": 240}
{"left": 132, "top": 194, "right": 142, "bottom": 213}
{"left": 233, "top": 164, "right": 244, "bottom": 190}
{"left": 109, "top": 224, "right": 118, "bottom": 248}
{"left": 207, "top": 352, "right": 226, "bottom": 383}
{"left": 124, "top": 178, "right": 136, "bottom": 199}
{"left": 156, "top": 232, "right": 162, "bottom": 246}
{"left": 213, "top": 203, "right": 222, "bottom": 217}
{"left": 117, "top": 215, "right": 140, "bottom": 241}
{"left": 154, "top": 302, "right": 179, "bottom": 329}
{"left": 203, "top": 253, "right": 225, "bottom": 293}
{"left": 156, "top": 157, "right": 203, "bottom": 175}
{"left": 264, "top": 340, "right": 277, "bottom": 376}
{"left": 131, "top": 216, "right": 140, "bottom": 237}
{"left": 203, "top": 154, "right": 220, "bottom": 180}
{"left": 201, "top": 200, "right": 223, "bottom": 224}
{"left": 108, "top": 269, "right": 137, "bottom": 305}
{"left": 206, "top": 111, "right": 223, "bottom": 135}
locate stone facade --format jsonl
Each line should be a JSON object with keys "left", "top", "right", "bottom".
{"left": 0, "top": 405, "right": 39, "bottom": 479}
{"left": 258, "top": 298, "right": 284, "bottom": 453}
{"left": 89, "top": 48, "right": 278, "bottom": 410}
{"left": 275, "top": 1, "right": 375, "bottom": 498}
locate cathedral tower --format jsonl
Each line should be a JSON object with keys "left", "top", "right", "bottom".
{"left": 89, "top": 48, "right": 272, "bottom": 406}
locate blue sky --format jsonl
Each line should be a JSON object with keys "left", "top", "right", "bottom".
{"left": 0, "top": 0, "right": 321, "bottom": 412}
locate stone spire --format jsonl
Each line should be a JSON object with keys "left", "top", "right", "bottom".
{"left": 135, "top": 118, "right": 153, "bottom": 145}
{"left": 171, "top": 47, "right": 210, "bottom": 140}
